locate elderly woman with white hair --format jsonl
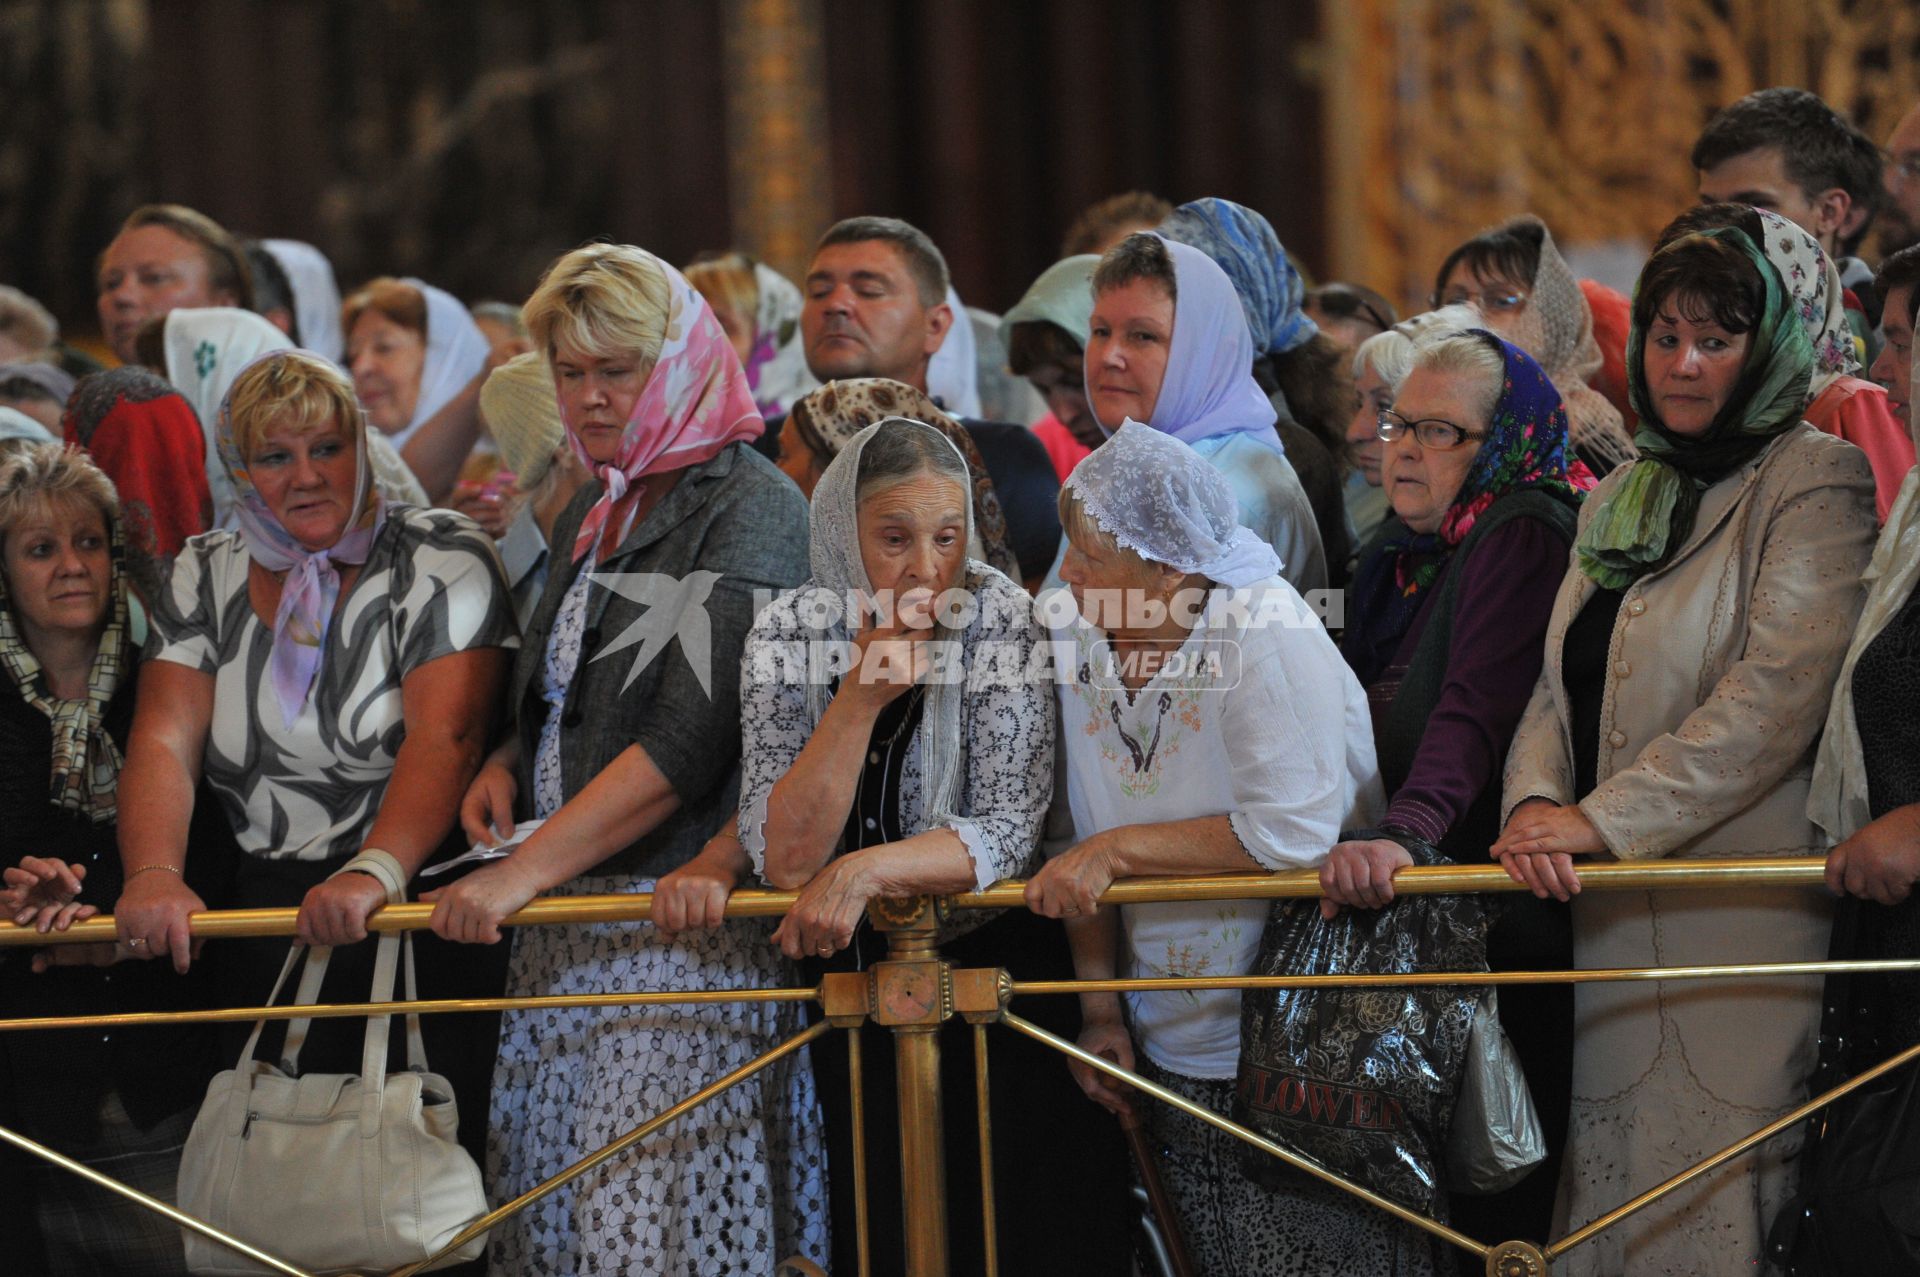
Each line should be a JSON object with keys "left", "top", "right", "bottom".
{"left": 1025, "top": 421, "right": 1379, "bottom": 1274}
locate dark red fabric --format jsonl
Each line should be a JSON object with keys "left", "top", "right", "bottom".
{"left": 63, "top": 368, "right": 211, "bottom": 574}
{"left": 1579, "top": 278, "right": 1637, "bottom": 436}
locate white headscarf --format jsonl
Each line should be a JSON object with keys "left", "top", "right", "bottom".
{"left": 162, "top": 308, "right": 427, "bottom": 523}
{"left": 388, "top": 278, "right": 490, "bottom": 449}
{"left": 928, "top": 284, "right": 982, "bottom": 419}
{"left": 0, "top": 407, "right": 56, "bottom": 444}
{"left": 1064, "top": 421, "right": 1282, "bottom": 588}
{"left": 262, "top": 239, "right": 345, "bottom": 363}
{"left": 802, "top": 417, "right": 980, "bottom": 833}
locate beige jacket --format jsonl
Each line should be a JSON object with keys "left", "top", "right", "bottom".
{"left": 1504, "top": 423, "right": 1876, "bottom": 859}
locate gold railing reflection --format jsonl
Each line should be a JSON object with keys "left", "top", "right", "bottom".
{"left": 2, "top": 856, "right": 1914, "bottom": 1277}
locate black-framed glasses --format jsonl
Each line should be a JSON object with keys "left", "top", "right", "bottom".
{"left": 1428, "top": 286, "right": 1530, "bottom": 314}
{"left": 1377, "top": 407, "right": 1486, "bottom": 450}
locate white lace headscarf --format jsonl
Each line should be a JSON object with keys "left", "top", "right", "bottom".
{"left": 1063, "top": 421, "right": 1282, "bottom": 587}
{"left": 804, "top": 416, "right": 980, "bottom": 831}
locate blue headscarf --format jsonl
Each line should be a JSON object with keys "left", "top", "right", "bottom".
{"left": 1159, "top": 198, "right": 1319, "bottom": 356}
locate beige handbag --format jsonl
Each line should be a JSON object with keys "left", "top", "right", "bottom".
{"left": 178, "top": 859, "right": 489, "bottom": 1275}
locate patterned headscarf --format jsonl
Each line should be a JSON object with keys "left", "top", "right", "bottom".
{"left": 215, "top": 352, "right": 387, "bottom": 729}
{"left": 63, "top": 367, "right": 211, "bottom": 595}
{"left": 744, "top": 260, "right": 817, "bottom": 418}
{"left": 1159, "top": 197, "right": 1319, "bottom": 355}
{"left": 788, "top": 378, "right": 1018, "bottom": 579}
{"left": 565, "top": 251, "right": 765, "bottom": 562}
{"left": 1347, "top": 331, "right": 1590, "bottom": 683}
{"left": 0, "top": 448, "right": 131, "bottom": 823}
{"left": 1576, "top": 227, "right": 1813, "bottom": 589}
{"left": 1752, "top": 207, "right": 1860, "bottom": 400}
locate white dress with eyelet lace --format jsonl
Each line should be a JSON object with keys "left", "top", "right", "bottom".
{"left": 485, "top": 569, "right": 829, "bottom": 1276}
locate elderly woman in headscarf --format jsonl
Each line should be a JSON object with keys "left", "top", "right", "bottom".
{"left": 1086, "top": 231, "right": 1329, "bottom": 595}
{"left": 0, "top": 443, "right": 237, "bottom": 1275}
{"left": 1025, "top": 421, "right": 1379, "bottom": 1276}
{"left": 341, "top": 276, "right": 493, "bottom": 499}
{"left": 685, "top": 251, "right": 819, "bottom": 419}
{"left": 1326, "top": 328, "right": 1592, "bottom": 1243}
{"left": 1343, "top": 306, "right": 1480, "bottom": 553}
{"left": 1161, "top": 197, "right": 1356, "bottom": 580}
{"left": 60, "top": 367, "right": 212, "bottom": 595}
{"left": 1497, "top": 226, "right": 1877, "bottom": 1274}
{"left": 1434, "top": 215, "right": 1640, "bottom": 474}
{"left": 777, "top": 376, "right": 1020, "bottom": 577}
{"left": 147, "top": 306, "right": 428, "bottom": 521}
{"left": 423, "top": 243, "right": 824, "bottom": 1274}
{"left": 1001, "top": 254, "right": 1102, "bottom": 477}
{"left": 1657, "top": 203, "right": 1915, "bottom": 519}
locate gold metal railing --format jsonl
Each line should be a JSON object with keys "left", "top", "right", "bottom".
{"left": 2, "top": 855, "right": 1912, "bottom": 1277}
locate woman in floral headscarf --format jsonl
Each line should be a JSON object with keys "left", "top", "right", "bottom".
{"left": 1329, "top": 328, "right": 1591, "bottom": 1242}
{"left": 1656, "top": 202, "right": 1914, "bottom": 518}
{"left": 1499, "top": 226, "right": 1876, "bottom": 1274}
{"left": 426, "top": 243, "right": 824, "bottom": 1274}
{"left": 685, "top": 251, "right": 819, "bottom": 418}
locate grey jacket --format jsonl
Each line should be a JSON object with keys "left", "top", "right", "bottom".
{"left": 510, "top": 442, "right": 810, "bottom": 879}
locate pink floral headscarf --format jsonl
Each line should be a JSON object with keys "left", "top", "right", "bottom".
{"left": 565, "top": 254, "right": 765, "bottom": 562}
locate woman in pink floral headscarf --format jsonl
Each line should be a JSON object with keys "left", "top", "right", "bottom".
{"left": 425, "top": 244, "right": 825, "bottom": 1275}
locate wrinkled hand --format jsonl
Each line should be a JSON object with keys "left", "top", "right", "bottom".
{"left": 1827, "top": 807, "right": 1920, "bottom": 905}
{"left": 1318, "top": 839, "right": 1414, "bottom": 919}
{"left": 296, "top": 872, "right": 392, "bottom": 947}
{"left": 3, "top": 857, "right": 96, "bottom": 933}
{"left": 652, "top": 846, "right": 742, "bottom": 940}
{"left": 114, "top": 871, "right": 207, "bottom": 974}
{"left": 423, "top": 857, "right": 542, "bottom": 945}
{"left": 1491, "top": 801, "right": 1606, "bottom": 901}
{"left": 772, "top": 853, "right": 877, "bottom": 961}
{"left": 1069, "top": 1018, "right": 1137, "bottom": 1116}
{"left": 460, "top": 761, "right": 520, "bottom": 848}
{"left": 1025, "top": 836, "right": 1120, "bottom": 919}
{"left": 844, "top": 597, "right": 935, "bottom": 711}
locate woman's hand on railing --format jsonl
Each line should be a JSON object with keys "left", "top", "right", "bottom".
{"left": 1318, "top": 840, "right": 1414, "bottom": 919}
{"left": 114, "top": 871, "right": 206, "bottom": 974}
{"left": 1069, "top": 1017, "right": 1137, "bottom": 1117}
{"left": 422, "top": 857, "right": 543, "bottom": 946}
{"left": 772, "top": 852, "right": 878, "bottom": 960}
{"left": 1025, "top": 836, "right": 1120, "bottom": 919}
{"left": 296, "top": 873, "right": 391, "bottom": 947}
{"left": 652, "top": 834, "right": 746, "bottom": 941}
{"left": 3, "top": 856, "right": 96, "bottom": 933}
{"left": 1826, "top": 805, "right": 1920, "bottom": 906}
{"left": 459, "top": 760, "right": 521, "bottom": 847}
{"left": 1491, "top": 800, "right": 1605, "bottom": 901}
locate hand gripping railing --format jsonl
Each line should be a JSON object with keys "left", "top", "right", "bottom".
{"left": 4, "top": 856, "right": 1918, "bottom": 1277}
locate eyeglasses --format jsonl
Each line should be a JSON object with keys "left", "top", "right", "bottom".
{"left": 1429, "top": 286, "right": 1530, "bottom": 314}
{"left": 1377, "top": 408, "right": 1486, "bottom": 450}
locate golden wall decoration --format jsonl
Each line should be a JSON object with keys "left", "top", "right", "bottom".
{"left": 721, "top": 0, "right": 833, "bottom": 285}
{"left": 1324, "top": 0, "right": 1920, "bottom": 308}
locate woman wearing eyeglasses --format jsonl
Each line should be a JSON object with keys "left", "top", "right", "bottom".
{"left": 1331, "top": 327, "right": 1593, "bottom": 1241}
{"left": 1434, "top": 216, "right": 1639, "bottom": 475}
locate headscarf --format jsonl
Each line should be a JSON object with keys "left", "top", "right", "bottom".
{"left": 1810, "top": 331, "right": 1920, "bottom": 841}
{"left": 1752, "top": 207, "right": 1860, "bottom": 401}
{"left": 1062, "top": 420, "right": 1282, "bottom": 588}
{"left": 0, "top": 407, "right": 57, "bottom": 445}
{"left": 480, "top": 351, "right": 565, "bottom": 489}
{"left": 744, "top": 260, "right": 817, "bottom": 418}
{"left": 1470, "top": 216, "right": 1639, "bottom": 471}
{"left": 0, "top": 360, "right": 77, "bottom": 409}
{"left": 215, "top": 353, "right": 388, "bottom": 729}
{"left": 788, "top": 378, "right": 1018, "bottom": 579}
{"left": 800, "top": 418, "right": 977, "bottom": 831}
{"left": 0, "top": 456, "right": 131, "bottom": 823}
{"left": 565, "top": 251, "right": 764, "bottom": 562}
{"left": 62, "top": 367, "right": 211, "bottom": 585}
{"left": 389, "top": 278, "right": 490, "bottom": 449}
{"left": 1097, "top": 235, "right": 1280, "bottom": 453}
{"left": 928, "top": 284, "right": 982, "bottom": 419}
{"left": 1347, "top": 332, "right": 1591, "bottom": 683}
{"left": 262, "top": 239, "right": 346, "bottom": 363}
{"left": 1575, "top": 227, "right": 1814, "bottom": 590}
{"left": 162, "top": 307, "right": 428, "bottom": 519}
{"left": 1159, "top": 197, "right": 1319, "bottom": 355}
{"left": 999, "top": 255, "right": 1099, "bottom": 350}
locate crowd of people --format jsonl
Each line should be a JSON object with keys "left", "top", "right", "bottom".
{"left": 1, "top": 83, "right": 1919, "bottom": 1276}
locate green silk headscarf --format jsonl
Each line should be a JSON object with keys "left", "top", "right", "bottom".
{"left": 1574, "top": 227, "right": 1814, "bottom": 589}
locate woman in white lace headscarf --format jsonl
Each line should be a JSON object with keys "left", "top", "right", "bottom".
{"left": 341, "top": 277, "right": 492, "bottom": 499}
{"left": 1027, "top": 421, "right": 1383, "bottom": 1276}
{"left": 1434, "top": 215, "right": 1638, "bottom": 473}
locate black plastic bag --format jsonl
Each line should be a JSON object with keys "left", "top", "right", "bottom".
{"left": 1235, "top": 837, "right": 1490, "bottom": 1215}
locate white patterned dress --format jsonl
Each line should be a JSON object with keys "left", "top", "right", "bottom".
{"left": 485, "top": 569, "right": 829, "bottom": 1276}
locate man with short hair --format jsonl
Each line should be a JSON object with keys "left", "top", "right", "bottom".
{"left": 1879, "top": 103, "right": 1920, "bottom": 260}
{"left": 1870, "top": 244, "right": 1920, "bottom": 431}
{"left": 95, "top": 203, "right": 253, "bottom": 364}
{"left": 1694, "top": 87, "right": 1884, "bottom": 356}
